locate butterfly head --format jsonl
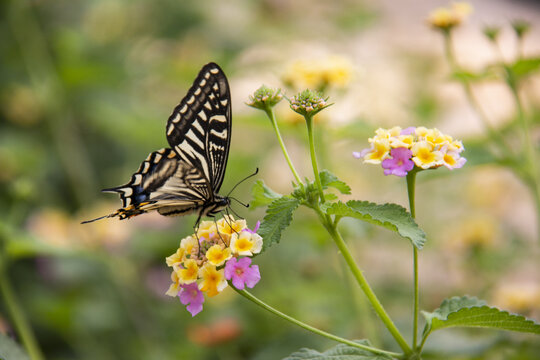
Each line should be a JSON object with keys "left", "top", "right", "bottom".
{"left": 204, "top": 195, "right": 231, "bottom": 218}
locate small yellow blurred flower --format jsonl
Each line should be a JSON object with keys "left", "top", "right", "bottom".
{"left": 446, "top": 216, "right": 498, "bottom": 252}
{"left": 494, "top": 282, "right": 540, "bottom": 313}
{"left": 199, "top": 264, "right": 227, "bottom": 297}
{"left": 180, "top": 236, "right": 198, "bottom": 255}
{"left": 230, "top": 232, "right": 263, "bottom": 256}
{"left": 216, "top": 216, "right": 246, "bottom": 238}
{"left": 283, "top": 56, "right": 353, "bottom": 92}
{"left": 205, "top": 245, "right": 232, "bottom": 267}
{"left": 197, "top": 220, "right": 217, "bottom": 240}
{"left": 166, "top": 271, "right": 181, "bottom": 297}
{"left": 165, "top": 248, "right": 185, "bottom": 267}
{"left": 178, "top": 259, "right": 200, "bottom": 284}
{"left": 412, "top": 141, "right": 443, "bottom": 169}
{"left": 364, "top": 139, "right": 391, "bottom": 164}
{"left": 427, "top": 2, "right": 473, "bottom": 30}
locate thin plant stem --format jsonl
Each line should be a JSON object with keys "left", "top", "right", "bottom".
{"left": 318, "top": 212, "right": 412, "bottom": 355}
{"left": 0, "top": 265, "right": 45, "bottom": 360}
{"left": 233, "top": 288, "right": 404, "bottom": 359}
{"left": 507, "top": 77, "right": 540, "bottom": 240}
{"left": 264, "top": 108, "right": 303, "bottom": 184}
{"left": 443, "top": 31, "right": 515, "bottom": 158}
{"left": 305, "top": 115, "right": 325, "bottom": 203}
{"left": 406, "top": 170, "right": 419, "bottom": 350}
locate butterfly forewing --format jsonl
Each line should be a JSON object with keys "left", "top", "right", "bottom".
{"left": 165, "top": 63, "right": 231, "bottom": 194}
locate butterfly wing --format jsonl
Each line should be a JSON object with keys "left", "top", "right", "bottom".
{"left": 81, "top": 148, "right": 212, "bottom": 222}
{"left": 82, "top": 63, "right": 231, "bottom": 224}
{"left": 165, "top": 62, "right": 232, "bottom": 195}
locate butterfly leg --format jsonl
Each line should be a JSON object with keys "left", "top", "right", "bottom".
{"left": 193, "top": 211, "right": 204, "bottom": 257}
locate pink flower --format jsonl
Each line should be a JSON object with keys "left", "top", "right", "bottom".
{"left": 400, "top": 126, "right": 416, "bottom": 135}
{"left": 381, "top": 147, "right": 415, "bottom": 177}
{"left": 224, "top": 257, "right": 261, "bottom": 290}
{"left": 179, "top": 282, "right": 205, "bottom": 316}
{"left": 243, "top": 221, "right": 260, "bottom": 234}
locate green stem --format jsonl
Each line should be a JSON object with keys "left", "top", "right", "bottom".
{"left": 507, "top": 76, "right": 540, "bottom": 240}
{"left": 305, "top": 115, "right": 325, "bottom": 203}
{"left": 443, "top": 31, "right": 515, "bottom": 158}
{"left": 406, "top": 170, "right": 419, "bottom": 350}
{"left": 264, "top": 108, "right": 303, "bottom": 184}
{"left": 0, "top": 266, "right": 45, "bottom": 360}
{"left": 319, "top": 212, "right": 412, "bottom": 355}
{"left": 233, "top": 288, "right": 403, "bottom": 359}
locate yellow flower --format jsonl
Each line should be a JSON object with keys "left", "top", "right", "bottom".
{"left": 178, "top": 259, "right": 199, "bottom": 284}
{"left": 230, "top": 232, "right": 263, "bottom": 256}
{"left": 180, "top": 236, "right": 198, "bottom": 255}
{"left": 205, "top": 245, "right": 232, "bottom": 267}
{"left": 216, "top": 216, "right": 246, "bottom": 238}
{"left": 197, "top": 220, "right": 217, "bottom": 240}
{"left": 199, "top": 264, "right": 227, "bottom": 297}
{"left": 166, "top": 271, "right": 181, "bottom": 297}
{"left": 427, "top": 2, "right": 473, "bottom": 29}
{"left": 282, "top": 56, "right": 353, "bottom": 91}
{"left": 494, "top": 282, "right": 540, "bottom": 313}
{"left": 412, "top": 141, "right": 443, "bottom": 169}
{"left": 166, "top": 248, "right": 185, "bottom": 267}
{"left": 363, "top": 139, "right": 391, "bottom": 164}
{"left": 390, "top": 134, "right": 414, "bottom": 149}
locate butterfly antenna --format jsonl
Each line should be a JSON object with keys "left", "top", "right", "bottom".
{"left": 230, "top": 197, "right": 249, "bottom": 208}
{"left": 226, "top": 168, "right": 259, "bottom": 197}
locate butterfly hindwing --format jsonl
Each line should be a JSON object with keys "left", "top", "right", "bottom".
{"left": 100, "top": 148, "right": 209, "bottom": 219}
{"left": 165, "top": 62, "right": 231, "bottom": 194}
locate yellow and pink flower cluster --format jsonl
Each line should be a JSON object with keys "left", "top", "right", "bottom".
{"left": 354, "top": 126, "right": 466, "bottom": 177}
{"left": 166, "top": 216, "right": 262, "bottom": 316}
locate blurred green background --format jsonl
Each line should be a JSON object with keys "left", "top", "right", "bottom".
{"left": 1, "top": 0, "right": 539, "bottom": 359}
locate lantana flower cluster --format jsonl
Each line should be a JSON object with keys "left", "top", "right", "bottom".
{"left": 166, "top": 216, "right": 262, "bottom": 316}
{"left": 354, "top": 126, "right": 466, "bottom": 177}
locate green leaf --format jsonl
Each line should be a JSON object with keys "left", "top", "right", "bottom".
{"left": 283, "top": 341, "right": 392, "bottom": 360}
{"left": 0, "top": 333, "right": 30, "bottom": 360}
{"left": 510, "top": 57, "right": 540, "bottom": 78}
{"left": 325, "top": 201, "right": 426, "bottom": 249}
{"left": 258, "top": 196, "right": 300, "bottom": 251}
{"left": 451, "top": 69, "right": 494, "bottom": 83}
{"left": 250, "top": 180, "right": 282, "bottom": 208}
{"left": 320, "top": 170, "right": 351, "bottom": 195}
{"left": 422, "top": 296, "right": 540, "bottom": 341}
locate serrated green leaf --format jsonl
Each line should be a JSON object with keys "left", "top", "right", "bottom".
{"left": 0, "top": 333, "right": 30, "bottom": 360}
{"left": 320, "top": 170, "right": 351, "bottom": 195}
{"left": 283, "top": 341, "right": 392, "bottom": 360}
{"left": 325, "top": 201, "right": 426, "bottom": 249}
{"left": 250, "top": 180, "right": 282, "bottom": 208}
{"left": 422, "top": 296, "right": 540, "bottom": 342}
{"left": 258, "top": 197, "right": 300, "bottom": 251}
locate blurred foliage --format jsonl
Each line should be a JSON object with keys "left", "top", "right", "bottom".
{"left": 0, "top": 0, "right": 539, "bottom": 359}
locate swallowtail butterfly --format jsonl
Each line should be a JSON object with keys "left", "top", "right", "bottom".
{"left": 83, "top": 63, "right": 232, "bottom": 225}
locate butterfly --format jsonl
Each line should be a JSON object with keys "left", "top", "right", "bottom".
{"left": 83, "top": 62, "right": 233, "bottom": 226}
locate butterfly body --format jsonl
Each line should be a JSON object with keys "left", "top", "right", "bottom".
{"left": 83, "top": 63, "right": 232, "bottom": 224}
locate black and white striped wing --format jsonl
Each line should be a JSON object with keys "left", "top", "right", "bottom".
{"left": 97, "top": 148, "right": 211, "bottom": 220}
{"left": 165, "top": 62, "right": 231, "bottom": 195}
